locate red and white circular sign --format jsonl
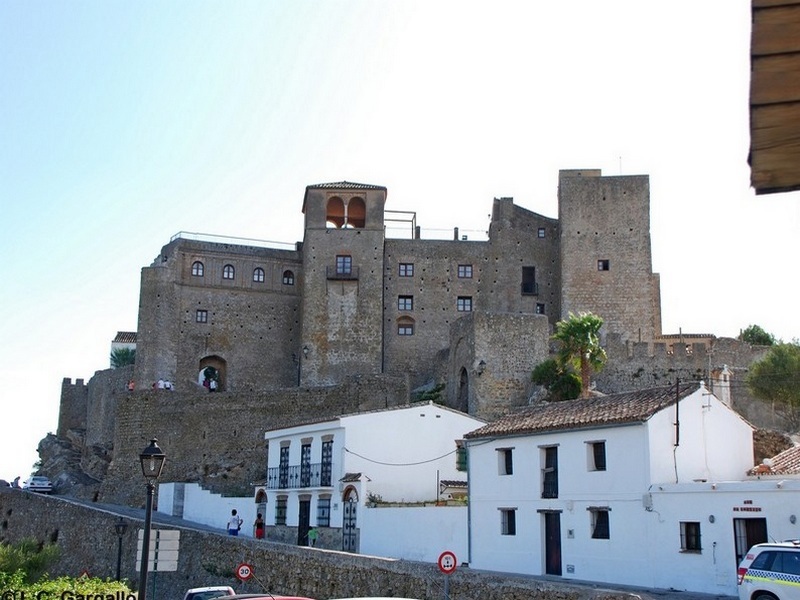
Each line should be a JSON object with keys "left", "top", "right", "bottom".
{"left": 438, "top": 550, "right": 457, "bottom": 574}
{"left": 236, "top": 562, "right": 254, "bottom": 581}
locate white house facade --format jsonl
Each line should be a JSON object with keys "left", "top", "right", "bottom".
{"left": 254, "top": 402, "right": 484, "bottom": 552}
{"left": 464, "top": 382, "right": 800, "bottom": 596}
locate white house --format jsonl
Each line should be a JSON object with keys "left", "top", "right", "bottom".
{"left": 464, "top": 382, "right": 800, "bottom": 596}
{"left": 254, "top": 402, "right": 485, "bottom": 554}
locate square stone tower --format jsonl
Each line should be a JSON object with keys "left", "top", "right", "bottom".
{"left": 558, "top": 169, "right": 662, "bottom": 343}
{"left": 300, "top": 182, "right": 388, "bottom": 385}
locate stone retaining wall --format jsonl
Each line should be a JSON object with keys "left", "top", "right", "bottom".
{"left": 0, "top": 488, "right": 643, "bottom": 600}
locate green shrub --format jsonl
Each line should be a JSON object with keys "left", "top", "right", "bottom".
{"left": 0, "top": 538, "right": 60, "bottom": 583}
{"left": 0, "top": 571, "right": 134, "bottom": 598}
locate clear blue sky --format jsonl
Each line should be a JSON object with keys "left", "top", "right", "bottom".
{"left": 1, "top": 1, "right": 798, "bottom": 482}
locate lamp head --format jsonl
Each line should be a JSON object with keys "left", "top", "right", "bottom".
{"left": 115, "top": 516, "right": 128, "bottom": 536}
{"left": 139, "top": 438, "right": 166, "bottom": 481}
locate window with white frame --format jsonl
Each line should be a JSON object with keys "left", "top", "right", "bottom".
{"left": 457, "top": 296, "right": 472, "bottom": 312}
{"left": 399, "top": 263, "right": 414, "bottom": 277}
{"left": 222, "top": 264, "right": 235, "bottom": 280}
{"left": 191, "top": 261, "right": 204, "bottom": 277}
{"left": 196, "top": 310, "right": 208, "bottom": 323}
{"left": 398, "top": 295, "right": 413, "bottom": 311}
{"left": 457, "top": 264, "right": 473, "bottom": 278}
{"left": 253, "top": 267, "right": 265, "bottom": 283}
{"left": 335, "top": 255, "right": 352, "bottom": 275}
{"left": 397, "top": 317, "right": 414, "bottom": 336}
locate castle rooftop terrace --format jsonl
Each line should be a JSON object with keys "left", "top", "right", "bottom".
{"left": 170, "top": 224, "right": 489, "bottom": 249}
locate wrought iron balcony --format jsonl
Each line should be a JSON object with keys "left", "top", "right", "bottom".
{"left": 326, "top": 265, "right": 359, "bottom": 280}
{"left": 542, "top": 477, "right": 559, "bottom": 499}
{"left": 266, "top": 463, "right": 333, "bottom": 490}
{"left": 521, "top": 281, "right": 539, "bottom": 296}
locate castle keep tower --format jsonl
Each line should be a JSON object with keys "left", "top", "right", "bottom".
{"left": 300, "top": 182, "right": 388, "bottom": 385}
{"left": 558, "top": 169, "right": 662, "bottom": 343}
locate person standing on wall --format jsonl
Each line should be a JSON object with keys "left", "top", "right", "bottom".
{"left": 254, "top": 513, "right": 265, "bottom": 539}
{"left": 227, "top": 509, "right": 242, "bottom": 536}
{"left": 307, "top": 526, "right": 319, "bottom": 547}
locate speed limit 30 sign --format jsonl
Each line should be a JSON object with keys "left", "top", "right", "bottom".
{"left": 236, "top": 562, "right": 254, "bottom": 581}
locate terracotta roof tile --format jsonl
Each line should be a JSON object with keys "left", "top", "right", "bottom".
{"left": 749, "top": 445, "right": 800, "bottom": 476}
{"left": 465, "top": 382, "right": 699, "bottom": 439}
{"left": 113, "top": 331, "right": 137, "bottom": 343}
{"left": 306, "top": 181, "right": 387, "bottom": 191}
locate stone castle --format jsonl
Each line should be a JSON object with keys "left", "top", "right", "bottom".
{"left": 48, "top": 169, "right": 773, "bottom": 505}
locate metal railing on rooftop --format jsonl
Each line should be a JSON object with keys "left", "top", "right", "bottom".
{"left": 169, "top": 231, "right": 298, "bottom": 250}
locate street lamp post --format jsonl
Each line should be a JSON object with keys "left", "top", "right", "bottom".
{"left": 115, "top": 516, "right": 128, "bottom": 581}
{"left": 137, "top": 439, "right": 166, "bottom": 600}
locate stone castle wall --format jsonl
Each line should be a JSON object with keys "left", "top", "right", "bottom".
{"left": 0, "top": 488, "right": 641, "bottom": 600}
{"left": 57, "top": 377, "right": 88, "bottom": 438}
{"left": 135, "top": 238, "right": 304, "bottom": 392}
{"left": 383, "top": 238, "right": 487, "bottom": 390}
{"left": 447, "top": 313, "right": 551, "bottom": 421}
{"left": 99, "top": 375, "right": 410, "bottom": 507}
{"left": 482, "top": 197, "right": 560, "bottom": 317}
{"left": 86, "top": 365, "right": 133, "bottom": 448}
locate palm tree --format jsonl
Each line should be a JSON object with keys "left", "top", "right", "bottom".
{"left": 110, "top": 347, "right": 136, "bottom": 368}
{"left": 552, "top": 312, "right": 606, "bottom": 399}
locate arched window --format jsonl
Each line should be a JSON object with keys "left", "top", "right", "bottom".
{"left": 326, "top": 197, "right": 346, "bottom": 228}
{"left": 457, "top": 367, "right": 469, "bottom": 412}
{"left": 222, "top": 264, "right": 235, "bottom": 280}
{"left": 347, "top": 196, "right": 366, "bottom": 228}
{"left": 397, "top": 317, "right": 415, "bottom": 336}
{"left": 282, "top": 270, "right": 295, "bottom": 285}
{"left": 253, "top": 267, "right": 265, "bottom": 283}
{"left": 191, "top": 261, "right": 204, "bottom": 277}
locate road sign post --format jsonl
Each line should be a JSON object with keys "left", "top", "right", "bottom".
{"left": 437, "top": 551, "right": 457, "bottom": 600}
{"left": 236, "top": 563, "right": 254, "bottom": 582}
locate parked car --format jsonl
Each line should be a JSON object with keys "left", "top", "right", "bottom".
{"left": 22, "top": 476, "right": 52, "bottom": 494}
{"left": 738, "top": 540, "right": 800, "bottom": 600}
{"left": 221, "top": 595, "right": 315, "bottom": 600}
{"left": 183, "top": 587, "right": 235, "bottom": 600}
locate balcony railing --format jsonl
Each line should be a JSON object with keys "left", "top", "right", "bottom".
{"left": 542, "top": 476, "right": 559, "bottom": 499}
{"left": 326, "top": 265, "right": 359, "bottom": 280}
{"left": 266, "top": 463, "right": 333, "bottom": 490}
{"left": 521, "top": 281, "right": 539, "bottom": 296}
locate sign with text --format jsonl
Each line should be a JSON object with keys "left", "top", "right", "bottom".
{"left": 236, "top": 563, "right": 254, "bottom": 581}
{"left": 136, "top": 529, "right": 180, "bottom": 572}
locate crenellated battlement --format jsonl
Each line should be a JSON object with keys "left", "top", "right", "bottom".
{"left": 57, "top": 377, "right": 88, "bottom": 438}
{"left": 594, "top": 333, "right": 770, "bottom": 397}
